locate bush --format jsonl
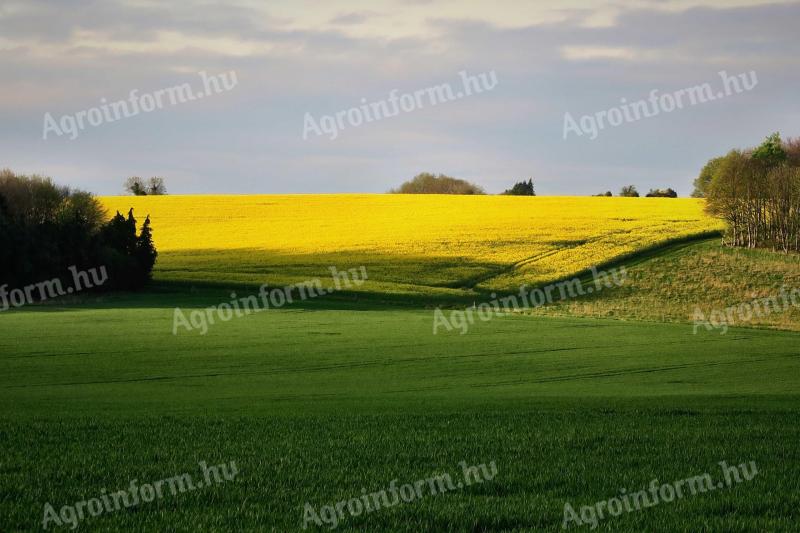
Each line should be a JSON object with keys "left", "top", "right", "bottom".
{"left": 619, "top": 185, "right": 639, "bottom": 197}
{"left": 391, "top": 173, "right": 485, "bottom": 195}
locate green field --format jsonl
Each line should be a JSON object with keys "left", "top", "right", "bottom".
{"left": 2, "top": 250, "right": 800, "bottom": 531}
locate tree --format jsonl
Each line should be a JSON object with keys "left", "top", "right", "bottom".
{"left": 125, "top": 177, "right": 147, "bottom": 196}
{"left": 705, "top": 134, "right": 800, "bottom": 253}
{"left": 785, "top": 137, "right": 800, "bottom": 167}
{"left": 98, "top": 209, "right": 158, "bottom": 289}
{"left": 135, "top": 215, "right": 158, "bottom": 285}
{"left": 619, "top": 185, "right": 639, "bottom": 197}
{"left": 146, "top": 177, "right": 167, "bottom": 195}
{"left": 0, "top": 170, "right": 158, "bottom": 293}
{"left": 645, "top": 188, "right": 678, "bottom": 198}
{"left": 390, "top": 173, "right": 485, "bottom": 195}
{"left": 692, "top": 157, "right": 724, "bottom": 198}
{"left": 124, "top": 176, "right": 166, "bottom": 196}
{"left": 752, "top": 132, "right": 787, "bottom": 168}
{"left": 503, "top": 179, "right": 535, "bottom": 196}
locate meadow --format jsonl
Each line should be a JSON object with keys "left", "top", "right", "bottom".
{"left": 2, "top": 195, "right": 798, "bottom": 531}
{"left": 528, "top": 237, "right": 800, "bottom": 330}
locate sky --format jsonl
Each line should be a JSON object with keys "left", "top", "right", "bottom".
{"left": 2, "top": 0, "right": 799, "bottom": 196}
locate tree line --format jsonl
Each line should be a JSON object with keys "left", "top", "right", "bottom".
{"left": 698, "top": 133, "right": 800, "bottom": 252}
{"left": 0, "top": 170, "right": 157, "bottom": 293}
{"left": 394, "top": 173, "right": 680, "bottom": 197}
{"left": 597, "top": 185, "right": 677, "bottom": 197}
{"left": 392, "top": 174, "right": 537, "bottom": 196}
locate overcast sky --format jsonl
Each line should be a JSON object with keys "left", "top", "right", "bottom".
{"left": 2, "top": 0, "right": 798, "bottom": 196}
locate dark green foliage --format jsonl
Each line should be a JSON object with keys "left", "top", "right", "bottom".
{"left": 0, "top": 170, "right": 157, "bottom": 293}
{"left": 619, "top": 185, "right": 639, "bottom": 197}
{"left": 752, "top": 132, "right": 787, "bottom": 167}
{"left": 502, "top": 178, "right": 535, "bottom": 196}
{"left": 135, "top": 216, "right": 158, "bottom": 285}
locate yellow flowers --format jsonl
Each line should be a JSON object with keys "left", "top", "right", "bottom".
{"left": 99, "top": 195, "right": 722, "bottom": 293}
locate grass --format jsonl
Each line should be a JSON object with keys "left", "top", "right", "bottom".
{"left": 2, "top": 288, "right": 799, "bottom": 531}
{"left": 2, "top": 406, "right": 798, "bottom": 531}
{"left": 530, "top": 237, "right": 800, "bottom": 330}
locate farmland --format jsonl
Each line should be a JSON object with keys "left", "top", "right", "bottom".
{"left": 2, "top": 195, "right": 798, "bottom": 532}
{"left": 99, "top": 195, "right": 722, "bottom": 294}
{"left": 1, "top": 291, "right": 799, "bottom": 531}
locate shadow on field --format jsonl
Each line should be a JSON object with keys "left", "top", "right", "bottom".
{"left": 7, "top": 233, "right": 723, "bottom": 313}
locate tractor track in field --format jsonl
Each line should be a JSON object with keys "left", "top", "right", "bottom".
{"left": 447, "top": 248, "right": 567, "bottom": 290}
{"left": 456, "top": 231, "right": 723, "bottom": 292}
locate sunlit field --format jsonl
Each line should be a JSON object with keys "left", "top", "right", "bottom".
{"left": 100, "top": 195, "right": 722, "bottom": 294}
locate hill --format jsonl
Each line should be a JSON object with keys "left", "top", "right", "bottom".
{"left": 2, "top": 196, "right": 799, "bottom": 531}
{"left": 527, "top": 238, "right": 800, "bottom": 331}
{"left": 99, "top": 195, "right": 721, "bottom": 296}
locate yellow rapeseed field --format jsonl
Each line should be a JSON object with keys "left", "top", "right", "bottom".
{"left": 100, "top": 195, "right": 722, "bottom": 295}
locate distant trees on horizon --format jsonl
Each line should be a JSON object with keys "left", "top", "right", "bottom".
{"left": 394, "top": 174, "right": 683, "bottom": 197}
{"left": 125, "top": 176, "right": 167, "bottom": 196}
{"left": 502, "top": 179, "right": 535, "bottom": 196}
{"left": 645, "top": 188, "right": 678, "bottom": 198}
{"left": 391, "top": 173, "right": 485, "bottom": 195}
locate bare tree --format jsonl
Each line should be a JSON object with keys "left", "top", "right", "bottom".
{"left": 146, "top": 177, "right": 166, "bottom": 195}
{"left": 124, "top": 176, "right": 147, "bottom": 196}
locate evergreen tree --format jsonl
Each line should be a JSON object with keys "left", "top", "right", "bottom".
{"left": 503, "top": 179, "right": 535, "bottom": 196}
{"left": 135, "top": 215, "right": 158, "bottom": 285}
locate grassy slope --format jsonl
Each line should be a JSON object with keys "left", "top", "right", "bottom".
{"left": 1, "top": 290, "right": 799, "bottom": 531}
{"left": 529, "top": 238, "right": 800, "bottom": 330}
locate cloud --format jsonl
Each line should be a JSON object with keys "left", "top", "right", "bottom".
{"left": 1, "top": 0, "right": 799, "bottom": 196}
{"left": 329, "top": 12, "right": 378, "bottom": 25}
